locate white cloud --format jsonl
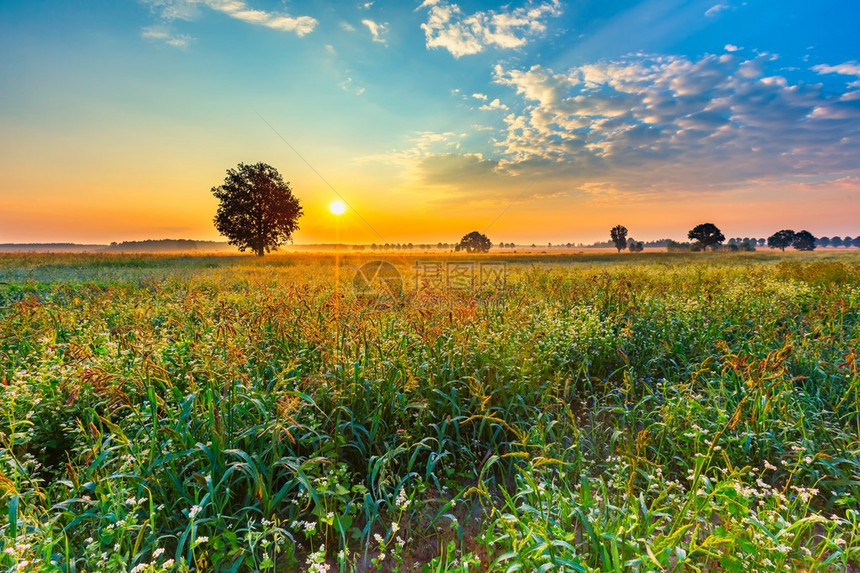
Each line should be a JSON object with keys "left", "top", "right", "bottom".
{"left": 486, "top": 52, "right": 860, "bottom": 192}
{"left": 813, "top": 61, "right": 860, "bottom": 77}
{"left": 142, "top": 0, "right": 317, "bottom": 40}
{"left": 340, "top": 21, "right": 357, "bottom": 32}
{"left": 724, "top": 44, "right": 740, "bottom": 52}
{"left": 265, "top": 15, "right": 317, "bottom": 35}
{"left": 471, "top": 93, "right": 488, "bottom": 100}
{"left": 705, "top": 3, "right": 729, "bottom": 17}
{"left": 325, "top": 44, "right": 336, "bottom": 55}
{"left": 355, "top": 131, "right": 468, "bottom": 167}
{"left": 417, "top": 0, "right": 562, "bottom": 58}
{"left": 360, "top": 1, "right": 374, "bottom": 9}
{"left": 361, "top": 19, "right": 388, "bottom": 44}
{"left": 141, "top": 26, "right": 193, "bottom": 48}
{"left": 480, "top": 98, "right": 509, "bottom": 111}
{"left": 339, "top": 77, "right": 366, "bottom": 96}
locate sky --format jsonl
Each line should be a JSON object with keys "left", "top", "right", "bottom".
{"left": 1, "top": 0, "right": 859, "bottom": 245}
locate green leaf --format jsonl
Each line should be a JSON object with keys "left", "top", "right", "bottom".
{"left": 9, "top": 495, "right": 18, "bottom": 540}
{"left": 333, "top": 514, "right": 353, "bottom": 534}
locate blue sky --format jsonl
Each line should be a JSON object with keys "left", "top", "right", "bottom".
{"left": 1, "top": 0, "right": 858, "bottom": 243}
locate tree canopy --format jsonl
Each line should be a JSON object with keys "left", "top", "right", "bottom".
{"left": 688, "top": 223, "right": 725, "bottom": 250}
{"left": 792, "top": 230, "right": 817, "bottom": 251}
{"left": 627, "top": 238, "right": 644, "bottom": 252}
{"left": 767, "top": 230, "right": 796, "bottom": 251}
{"left": 455, "top": 231, "right": 492, "bottom": 253}
{"left": 212, "top": 162, "right": 303, "bottom": 256}
{"left": 610, "top": 225, "right": 628, "bottom": 252}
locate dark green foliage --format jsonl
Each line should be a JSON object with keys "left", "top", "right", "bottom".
{"left": 610, "top": 225, "right": 628, "bottom": 252}
{"left": 627, "top": 238, "right": 644, "bottom": 252}
{"left": 212, "top": 162, "right": 303, "bottom": 257}
{"left": 792, "top": 230, "right": 817, "bottom": 251}
{"left": 768, "top": 229, "right": 796, "bottom": 251}
{"left": 455, "top": 231, "right": 492, "bottom": 253}
{"left": 688, "top": 223, "right": 725, "bottom": 250}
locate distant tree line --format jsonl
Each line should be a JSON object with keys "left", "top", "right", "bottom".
{"left": 107, "top": 239, "right": 200, "bottom": 252}
{"left": 604, "top": 224, "right": 860, "bottom": 253}
{"left": 815, "top": 236, "right": 860, "bottom": 248}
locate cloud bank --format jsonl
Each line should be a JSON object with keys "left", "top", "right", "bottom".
{"left": 482, "top": 52, "right": 860, "bottom": 193}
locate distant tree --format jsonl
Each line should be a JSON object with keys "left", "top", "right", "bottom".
{"left": 739, "top": 240, "right": 756, "bottom": 252}
{"left": 456, "top": 231, "right": 492, "bottom": 253}
{"left": 817, "top": 236, "right": 830, "bottom": 248}
{"left": 666, "top": 240, "right": 691, "bottom": 252}
{"left": 212, "top": 162, "right": 303, "bottom": 256}
{"left": 767, "top": 230, "right": 796, "bottom": 251}
{"left": 688, "top": 223, "right": 725, "bottom": 251}
{"left": 853, "top": 237, "right": 860, "bottom": 248}
{"left": 845, "top": 236, "right": 854, "bottom": 247}
{"left": 610, "top": 225, "right": 629, "bottom": 252}
{"left": 792, "top": 230, "right": 817, "bottom": 251}
{"left": 628, "top": 238, "right": 644, "bottom": 252}
{"left": 831, "top": 236, "right": 843, "bottom": 247}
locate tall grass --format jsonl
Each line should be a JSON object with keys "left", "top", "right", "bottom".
{"left": 0, "top": 252, "right": 858, "bottom": 571}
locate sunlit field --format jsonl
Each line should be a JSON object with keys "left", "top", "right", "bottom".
{"left": 1, "top": 251, "right": 859, "bottom": 572}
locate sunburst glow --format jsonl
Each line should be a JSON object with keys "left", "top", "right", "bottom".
{"left": 329, "top": 200, "right": 346, "bottom": 216}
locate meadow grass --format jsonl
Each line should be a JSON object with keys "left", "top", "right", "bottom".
{"left": 0, "top": 251, "right": 858, "bottom": 572}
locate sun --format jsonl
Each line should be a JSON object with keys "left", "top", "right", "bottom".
{"left": 329, "top": 200, "right": 346, "bottom": 216}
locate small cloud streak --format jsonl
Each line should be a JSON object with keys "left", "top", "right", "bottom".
{"left": 339, "top": 76, "right": 366, "bottom": 96}
{"left": 479, "top": 98, "right": 509, "bottom": 111}
{"left": 705, "top": 3, "right": 730, "bottom": 17}
{"left": 361, "top": 18, "right": 388, "bottom": 44}
{"left": 813, "top": 61, "right": 860, "bottom": 77}
{"left": 141, "top": 26, "right": 193, "bottom": 48}
{"left": 142, "top": 0, "right": 317, "bottom": 42}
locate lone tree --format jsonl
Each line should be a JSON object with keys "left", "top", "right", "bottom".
{"left": 212, "top": 162, "right": 303, "bottom": 256}
{"left": 767, "top": 229, "right": 795, "bottom": 251}
{"left": 688, "top": 223, "right": 725, "bottom": 251}
{"left": 627, "top": 238, "right": 644, "bottom": 253}
{"left": 455, "top": 231, "right": 492, "bottom": 253}
{"left": 610, "top": 225, "right": 628, "bottom": 252}
{"left": 792, "top": 230, "right": 817, "bottom": 251}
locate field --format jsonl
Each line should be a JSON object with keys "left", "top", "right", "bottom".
{"left": 1, "top": 251, "right": 859, "bottom": 572}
